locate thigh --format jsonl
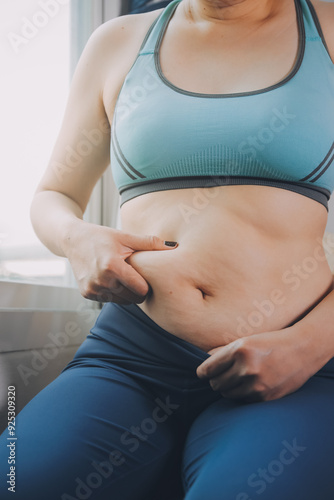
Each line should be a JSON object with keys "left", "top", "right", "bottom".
{"left": 0, "top": 365, "right": 178, "bottom": 500}
{"left": 182, "top": 374, "right": 334, "bottom": 500}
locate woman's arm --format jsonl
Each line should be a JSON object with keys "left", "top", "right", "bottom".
{"left": 31, "top": 17, "right": 176, "bottom": 304}
{"left": 30, "top": 21, "right": 114, "bottom": 257}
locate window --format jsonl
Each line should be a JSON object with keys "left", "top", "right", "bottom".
{"left": 1, "top": 0, "right": 72, "bottom": 286}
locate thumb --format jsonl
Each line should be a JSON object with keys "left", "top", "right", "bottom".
{"left": 123, "top": 233, "right": 178, "bottom": 252}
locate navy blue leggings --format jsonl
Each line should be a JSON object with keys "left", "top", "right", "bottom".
{"left": 1, "top": 302, "right": 334, "bottom": 499}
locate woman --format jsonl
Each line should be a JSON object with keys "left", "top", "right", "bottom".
{"left": 1, "top": 0, "right": 334, "bottom": 498}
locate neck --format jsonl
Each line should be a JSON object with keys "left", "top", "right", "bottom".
{"left": 183, "top": 0, "right": 280, "bottom": 23}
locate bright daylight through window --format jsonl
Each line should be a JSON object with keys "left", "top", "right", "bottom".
{"left": 1, "top": 0, "right": 71, "bottom": 286}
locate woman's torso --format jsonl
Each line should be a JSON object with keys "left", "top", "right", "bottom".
{"left": 102, "top": 0, "right": 334, "bottom": 351}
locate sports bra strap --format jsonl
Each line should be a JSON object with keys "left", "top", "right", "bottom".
{"left": 138, "top": 0, "right": 180, "bottom": 55}
{"left": 299, "top": 0, "right": 331, "bottom": 56}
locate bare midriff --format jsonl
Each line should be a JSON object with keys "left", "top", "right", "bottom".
{"left": 122, "top": 185, "right": 333, "bottom": 352}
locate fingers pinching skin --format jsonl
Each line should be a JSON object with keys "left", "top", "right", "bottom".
{"left": 69, "top": 225, "right": 178, "bottom": 304}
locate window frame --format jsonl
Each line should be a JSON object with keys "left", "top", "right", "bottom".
{"left": 71, "top": 0, "right": 121, "bottom": 230}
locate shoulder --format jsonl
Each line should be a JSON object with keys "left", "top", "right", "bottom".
{"left": 75, "top": 9, "right": 163, "bottom": 84}
{"left": 86, "top": 9, "right": 163, "bottom": 60}
{"left": 74, "top": 10, "right": 164, "bottom": 117}
{"left": 309, "top": 1, "right": 334, "bottom": 61}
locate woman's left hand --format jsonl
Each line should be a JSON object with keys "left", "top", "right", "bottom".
{"left": 196, "top": 326, "right": 320, "bottom": 403}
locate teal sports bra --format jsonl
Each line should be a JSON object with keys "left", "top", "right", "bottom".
{"left": 110, "top": 0, "right": 334, "bottom": 209}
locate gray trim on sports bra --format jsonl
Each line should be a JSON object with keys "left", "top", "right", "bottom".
{"left": 119, "top": 176, "right": 330, "bottom": 208}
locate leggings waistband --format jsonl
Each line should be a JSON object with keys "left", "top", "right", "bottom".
{"left": 80, "top": 302, "right": 334, "bottom": 378}
{"left": 81, "top": 302, "right": 209, "bottom": 371}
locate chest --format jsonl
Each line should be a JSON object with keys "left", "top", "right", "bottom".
{"left": 159, "top": 4, "right": 299, "bottom": 95}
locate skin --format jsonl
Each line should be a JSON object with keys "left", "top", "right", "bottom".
{"left": 30, "top": 0, "right": 334, "bottom": 402}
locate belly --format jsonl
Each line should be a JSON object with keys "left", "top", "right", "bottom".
{"left": 122, "top": 186, "right": 333, "bottom": 351}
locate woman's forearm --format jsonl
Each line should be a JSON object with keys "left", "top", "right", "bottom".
{"left": 30, "top": 190, "right": 86, "bottom": 258}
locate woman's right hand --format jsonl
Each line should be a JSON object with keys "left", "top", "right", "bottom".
{"left": 64, "top": 220, "right": 177, "bottom": 305}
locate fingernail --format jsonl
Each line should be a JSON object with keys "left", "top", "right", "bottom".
{"left": 164, "top": 241, "right": 178, "bottom": 247}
